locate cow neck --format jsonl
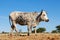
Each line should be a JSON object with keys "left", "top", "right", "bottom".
{"left": 36, "top": 12, "right": 42, "bottom": 22}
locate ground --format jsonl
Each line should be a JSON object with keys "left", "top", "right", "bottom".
{"left": 0, "top": 33, "right": 60, "bottom": 40}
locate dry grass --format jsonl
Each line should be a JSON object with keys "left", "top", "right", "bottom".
{"left": 0, "top": 33, "right": 60, "bottom": 40}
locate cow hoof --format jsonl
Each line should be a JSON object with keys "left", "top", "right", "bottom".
{"left": 9, "top": 33, "right": 13, "bottom": 37}
{"left": 35, "top": 34, "right": 37, "bottom": 36}
{"left": 28, "top": 33, "right": 30, "bottom": 36}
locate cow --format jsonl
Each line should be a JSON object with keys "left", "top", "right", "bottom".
{"left": 9, "top": 10, "right": 49, "bottom": 36}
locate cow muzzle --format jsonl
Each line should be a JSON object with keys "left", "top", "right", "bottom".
{"left": 45, "top": 19, "right": 49, "bottom": 22}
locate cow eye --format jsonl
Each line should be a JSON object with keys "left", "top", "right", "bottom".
{"left": 43, "top": 14, "right": 45, "bottom": 16}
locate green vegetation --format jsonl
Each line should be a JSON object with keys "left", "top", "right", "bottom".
{"left": 56, "top": 25, "right": 60, "bottom": 33}
{"left": 51, "top": 30, "right": 57, "bottom": 33}
{"left": 32, "top": 27, "right": 46, "bottom": 33}
{"left": 51, "top": 25, "right": 60, "bottom": 33}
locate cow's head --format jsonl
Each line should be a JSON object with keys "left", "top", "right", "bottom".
{"left": 40, "top": 10, "right": 49, "bottom": 22}
{"left": 37, "top": 10, "right": 49, "bottom": 22}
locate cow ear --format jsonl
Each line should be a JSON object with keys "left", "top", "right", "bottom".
{"left": 40, "top": 10, "right": 43, "bottom": 16}
{"left": 41, "top": 9, "right": 43, "bottom": 12}
{"left": 34, "top": 11, "right": 37, "bottom": 13}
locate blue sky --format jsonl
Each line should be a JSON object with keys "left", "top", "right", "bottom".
{"left": 0, "top": 0, "right": 60, "bottom": 32}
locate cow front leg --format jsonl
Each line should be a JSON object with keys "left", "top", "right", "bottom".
{"left": 29, "top": 26, "right": 32, "bottom": 36}
{"left": 33, "top": 26, "right": 37, "bottom": 35}
{"left": 27, "top": 27, "right": 30, "bottom": 36}
{"left": 27, "top": 21, "right": 32, "bottom": 36}
{"left": 27, "top": 26, "right": 31, "bottom": 36}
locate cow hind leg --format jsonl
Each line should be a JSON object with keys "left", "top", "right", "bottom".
{"left": 11, "top": 25, "right": 15, "bottom": 30}
{"left": 15, "top": 27, "right": 18, "bottom": 36}
{"left": 9, "top": 25, "right": 15, "bottom": 36}
{"left": 12, "top": 21, "right": 18, "bottom": 35}
{"left": 11, "top": 25, "right": 15, "bottom": 33}
{"left": 10, "top": 24, "right": 18, "bottom": 36}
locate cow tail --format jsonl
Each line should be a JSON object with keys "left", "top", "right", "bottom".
{"left": 9, "top": 16, "right": 12, "bottom": 26}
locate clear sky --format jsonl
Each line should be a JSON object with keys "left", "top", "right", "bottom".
{"left": 0, "top": 0, "right": 60, "bottom": 32}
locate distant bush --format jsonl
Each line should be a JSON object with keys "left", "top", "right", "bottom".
{"left": 2, "top": 31, "right": 5, "bottom": 33}
{"left": 56, "top": 25, "right": 60, "bottom": 33}
{"left": 2, "top": 31, "right": 9, "bottom": 34}
{"left": 51, "top": 30, "right": 58, "bottom": 33}
{"left": 32, "top": 27, "right": 46, "bottom": 33}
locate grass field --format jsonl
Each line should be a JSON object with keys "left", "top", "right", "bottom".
{"left": 0, "top": 33, "right": 60, "bottom": 40}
